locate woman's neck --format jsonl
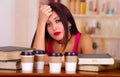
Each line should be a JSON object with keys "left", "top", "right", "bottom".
{"left": 56, "top": 33, "right": 72, "bottom": 44}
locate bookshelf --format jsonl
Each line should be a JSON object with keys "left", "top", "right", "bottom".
{"left": 71, "top": 0, "right": 120, "bottom": 60}
{"left": 39, "top": 0, "right": 120, "bottom": 60}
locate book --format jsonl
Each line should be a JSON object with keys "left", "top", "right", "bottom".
{"left": 77, "top": 62, "right": 120, "bottom": 72}
{"left": 98, "top": 0, "right": 108, "bottom": 15}
{"left": 78, "top": 54, "right": 114, "bottom": 65}
{"left": 0, "top": 69, "right": 17, "bottom": 73}
{"left": 78, "top": 71, "right": 98, "bottom": 74}
{"left": 86, "top": 0, "right": 98, "bottom": 15}
{"left": 0, "top": 59, "right": 21, "bottom": 70}
{"left": 0, "top": 46, "right": 34, "bottom": 60}
{"left": 75, "top": 0, "right": 80, "bottom": 14}
{"left": 80, "top": 0, "right": 86, "bottom": 14}
{"left": 70, "top": 0, "right": 75, "bottom": 14}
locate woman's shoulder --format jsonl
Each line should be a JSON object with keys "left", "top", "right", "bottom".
{"left": 78, "top": 33, "right": 94, "bottom": 54}
{"left": 80, "top": 33, "right": 92, "bottom": 39}
{"left": 78, "top": 33, "right": 93, "bottom": 47}
{"left": 74, "top": 32, "right": 91, "bottom": 39}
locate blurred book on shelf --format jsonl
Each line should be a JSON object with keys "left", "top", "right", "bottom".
{"left": 60, "top": 0, "right": 119, "bottom": 15}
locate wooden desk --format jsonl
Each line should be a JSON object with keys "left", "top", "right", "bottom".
{"left": 0, "top": 65, "right": 120, "bottom": 77}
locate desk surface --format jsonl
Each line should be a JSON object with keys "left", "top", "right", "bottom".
{"left": 0, "top": 65, "right": 120, "bottom": 77}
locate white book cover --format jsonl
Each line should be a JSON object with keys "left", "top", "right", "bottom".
{"left": 78, "top": 54, "right": 114, "bottom": 65}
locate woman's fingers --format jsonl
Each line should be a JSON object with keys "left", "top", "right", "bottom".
{"left": 40, "top": 5, "right": 52, "bottom": 17}
{"left": 38, "top": 5, "right": 52, "bottom": 24}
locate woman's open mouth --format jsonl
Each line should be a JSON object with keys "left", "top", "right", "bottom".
{"left": 54, "top": 32, "right": 61, "bottom": 36}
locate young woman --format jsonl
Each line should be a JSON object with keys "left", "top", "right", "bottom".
{"left": 31, "top": 2, "right": 94, "bottom": 64}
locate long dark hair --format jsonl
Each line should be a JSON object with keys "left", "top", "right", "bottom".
{"left": 31, "top": 2, "right": 79, "bottom": 48}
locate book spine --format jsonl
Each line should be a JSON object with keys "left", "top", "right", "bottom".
{"left": 70, "top": 0, "right": 75, "bottom": 14}
{"left": 80, "top": 0, "right": 86, "bottom": 15}
{"left": 75, "top": 0, "right": 80, "bottom": 14}
{"left": 86, "top": 0, "right": 97, "bottom": 15}
{"left": 98, "top": 0, "right": 108, "bottom": 15}
{"left": 86, "top": 0, "right": 93, "bottom": 15}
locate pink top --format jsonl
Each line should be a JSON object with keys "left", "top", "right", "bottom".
{"left": 46, "top": 32, "right": 81, "bottom": 54}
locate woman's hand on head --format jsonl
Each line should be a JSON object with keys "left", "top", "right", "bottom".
{"left": 39, "top": 5, "right": 52, "bottom": 23}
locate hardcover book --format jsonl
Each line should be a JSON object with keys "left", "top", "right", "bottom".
{"left": 0, "top": 46, "right": 34, "bottom": 60}
{"left": 77, "top": 62, "right": 119, "bottom": 72}
{"left": 0, "top": 59, "right": 21, "bottom": 70}
{"left": 78, "top": 54, "right": 114, "bottom": 65}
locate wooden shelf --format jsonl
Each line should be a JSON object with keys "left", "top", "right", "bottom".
{"left": 90, "top": 35, "right": 120, "bottom": 39}
{"left": 73, "top": 14, "right": 120, "bottom": 19}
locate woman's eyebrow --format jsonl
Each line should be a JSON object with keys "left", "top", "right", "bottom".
{"left": 53, "top": 16, "right": 60, "bottom": 20}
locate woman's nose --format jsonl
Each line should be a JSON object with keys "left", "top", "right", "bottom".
{"left": 52, "top": 24, "right": 57, "bottom": 30}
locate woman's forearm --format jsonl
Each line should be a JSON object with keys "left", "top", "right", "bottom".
{"left": 32, "top": 21, "right": 46, "bottom": 50}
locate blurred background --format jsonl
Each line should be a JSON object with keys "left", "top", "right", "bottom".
{"left": 0, "top": 0, "right": 39, "bottom": 47}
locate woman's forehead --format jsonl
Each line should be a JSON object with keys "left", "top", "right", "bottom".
{"left": 48, "top": 11, "right": 60, "bottom": 21}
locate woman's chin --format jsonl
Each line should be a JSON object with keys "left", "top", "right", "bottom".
{"left": 54, "top": 38, "right": 63, "bottom": 41}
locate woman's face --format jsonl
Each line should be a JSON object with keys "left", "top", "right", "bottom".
{"left": 46, "top": 11, "right": 64, "bottom": 41}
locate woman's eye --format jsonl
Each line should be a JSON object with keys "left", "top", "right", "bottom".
{"left": 46, "top": 23, "right": 51, "bottom": 26}
{"left": 56, "top": 19, "right": 61, "bottom": 23}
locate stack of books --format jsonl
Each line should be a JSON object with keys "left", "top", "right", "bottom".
{"left": 77, "top": 54, "right": 119, "bottom": 72}
{"left": 0, "top": 46, "right": 34, "bottom": 70}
